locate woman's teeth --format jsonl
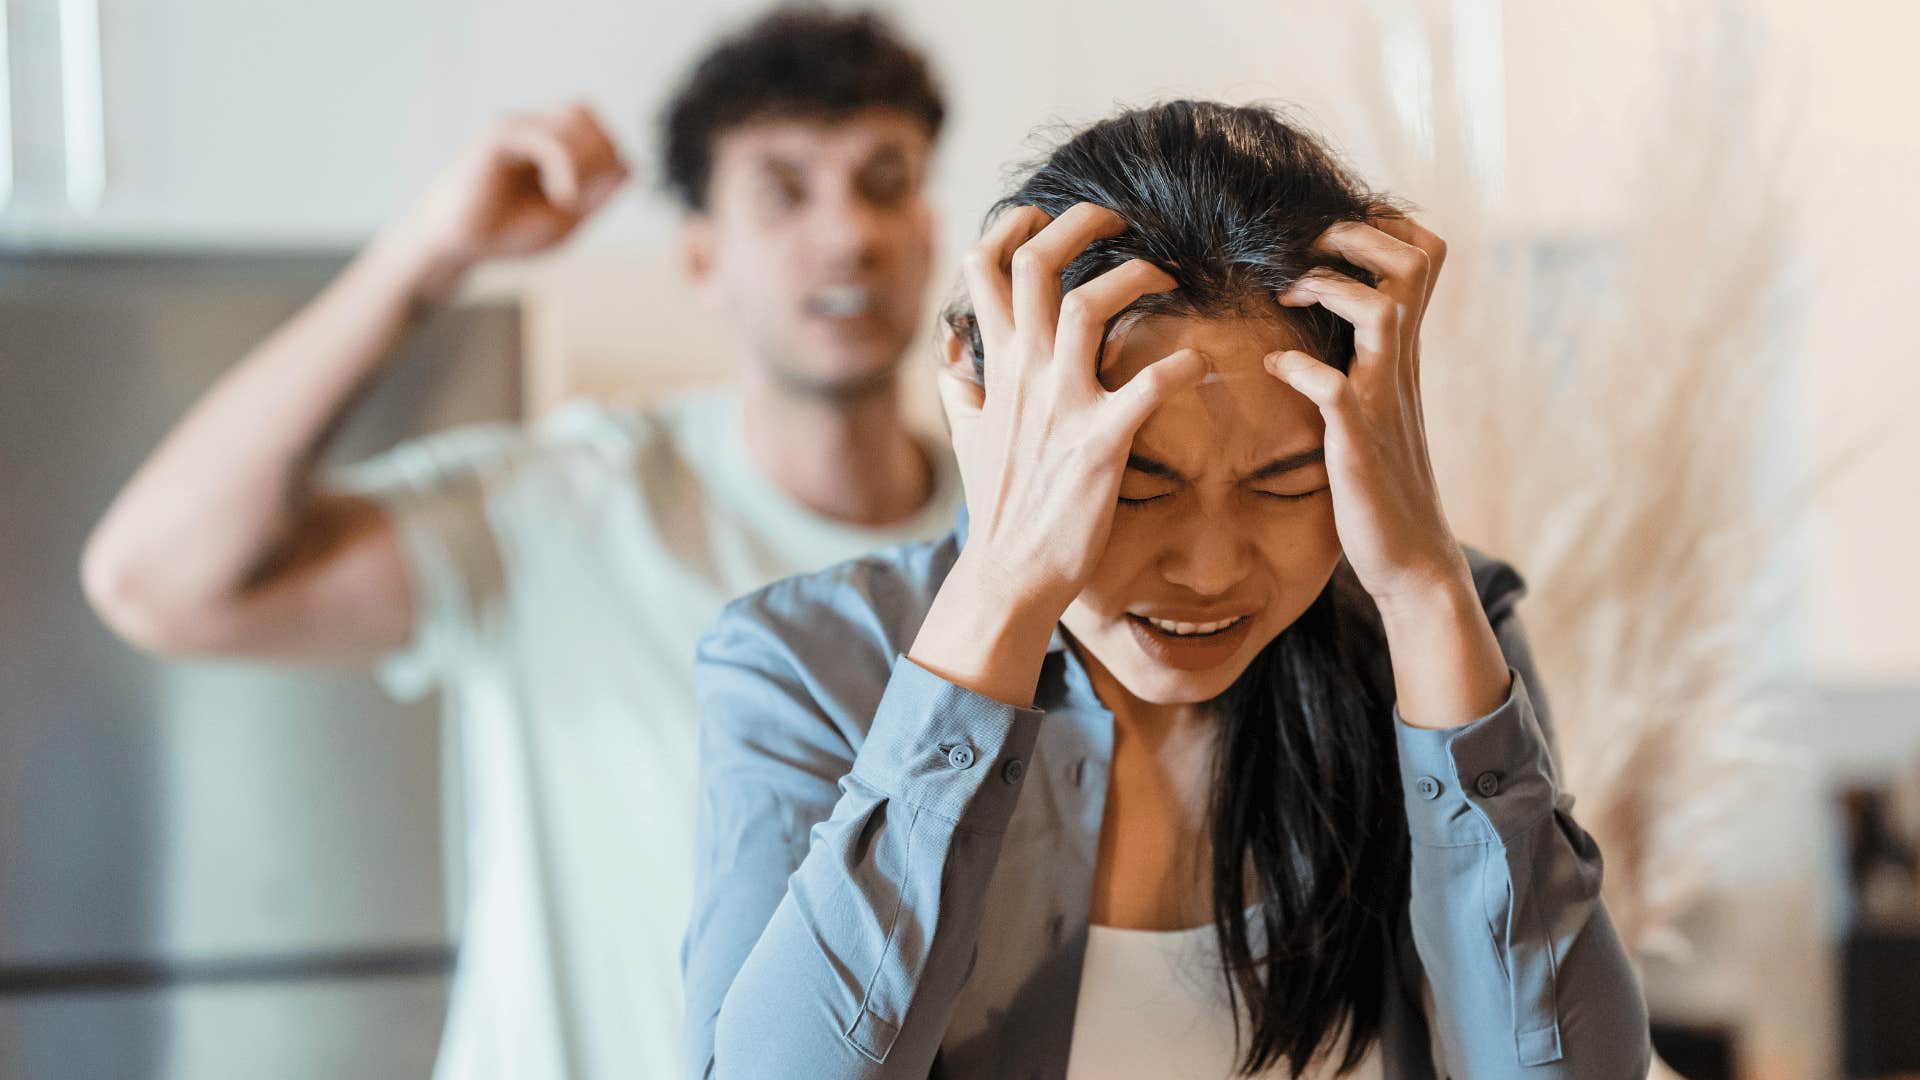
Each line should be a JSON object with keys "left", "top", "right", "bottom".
{"left": 1144, "top": 615, "right": 1246, "bottom": 636}
{"left": 806, "top": 284, "right": 871, "bottom": 318}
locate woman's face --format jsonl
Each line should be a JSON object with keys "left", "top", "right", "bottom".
{"left": 1060, "top": 313, "right": 1344, "bottom": 705}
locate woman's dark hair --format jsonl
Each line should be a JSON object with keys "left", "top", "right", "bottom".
{"left": 945, "top": 101, "right": 1408, "bottom": 1075}
{"left": 659, "top": 5, "right": 945, "bottom": 212}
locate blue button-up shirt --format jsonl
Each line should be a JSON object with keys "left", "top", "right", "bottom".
{"left": 682, "top": 527, "right": 1650, "bottom": 1078}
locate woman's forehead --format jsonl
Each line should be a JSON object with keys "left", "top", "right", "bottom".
{"left": 1105, "top": 315, "right": 1326, "bottom": 474}
{"left": 1098, "top": 313, "right": 1308, "bottom": 386}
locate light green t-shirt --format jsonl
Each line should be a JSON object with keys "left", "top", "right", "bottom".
{"left": 334, "top": 390, "right": 962, "bottom": 1080}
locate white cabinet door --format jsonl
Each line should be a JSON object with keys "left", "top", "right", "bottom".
{"left": 1, "top": 0, "right": 481, "bottom": 246}
{"left": 0, "top": 0, "right": 729, "bottom": 250}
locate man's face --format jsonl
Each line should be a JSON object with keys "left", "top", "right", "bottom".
{"left": 688, "top": 108, "right": 936, "bottom": 398}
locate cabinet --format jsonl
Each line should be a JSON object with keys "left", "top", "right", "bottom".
{"left": 0, "top": 0, "right": 719, "bottom": 250}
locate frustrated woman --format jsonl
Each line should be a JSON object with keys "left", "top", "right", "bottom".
{"left": 682, "top": 101, "right": 1650, "bottom": 1079}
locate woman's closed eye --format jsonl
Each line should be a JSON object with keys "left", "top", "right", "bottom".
{"left": 1253, "top": 485, "right": 1329, "bottom": 503}
{"left": 1116, "top": 480, "right": 1329, "bottom": 506}
{"left": 1116, "top": 480, "right": 1176, "bottom": 506}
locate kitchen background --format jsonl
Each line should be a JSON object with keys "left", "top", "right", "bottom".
{"left": 3, "top": 1, "right": 1917, "bottom": 1078}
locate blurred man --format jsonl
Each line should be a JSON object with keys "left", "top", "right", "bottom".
{"left": 81, "top": 9, "right": 955, "bottom": 1078}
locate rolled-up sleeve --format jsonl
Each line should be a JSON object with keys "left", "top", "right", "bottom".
{"left": 324, "top": 423, "right": 521, "bottom": 700}
{"left": 684, "top": 601, "right": 1043, "bottom": 1079}
{"left": 1396, "top": 610, "right": 1651, "bottom": 1078}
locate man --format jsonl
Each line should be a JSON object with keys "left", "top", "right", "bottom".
{"left": 80, "top": 9, "right": 957, "bottom": 1078}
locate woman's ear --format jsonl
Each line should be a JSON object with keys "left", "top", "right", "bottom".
{"left": 937, "top": 318, "right": 978, "bottom": 384}
{"left": 934, "top": 319, "right": 986, "bottom": 445}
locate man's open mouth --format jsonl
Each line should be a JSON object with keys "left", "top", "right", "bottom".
{"left": 803, "top": 284, "right": 872, "bottom": 318}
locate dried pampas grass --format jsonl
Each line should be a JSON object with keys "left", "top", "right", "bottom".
{"left": 1355, "top": 0, "right": 1804, "bottom": 960}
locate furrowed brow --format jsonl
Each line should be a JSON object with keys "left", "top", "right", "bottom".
{"left": 1124, "top": 453, "right": 1186, "bottom": 481}
{"left": 1246, "top": 448, "right": 1326, "bottom": 480}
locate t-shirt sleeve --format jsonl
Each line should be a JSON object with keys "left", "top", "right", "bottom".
{"left": 325, "top": 422, "right": 527, "bottom": 701}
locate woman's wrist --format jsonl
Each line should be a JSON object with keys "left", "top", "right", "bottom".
{"left": 1376, "top": 570, "right": 1513, "bottom": 730}
{"left": 907, "top": 547, "right": 1067, "bottom": 709}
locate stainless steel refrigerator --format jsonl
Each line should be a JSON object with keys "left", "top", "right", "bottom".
{"left": 0, "top": 252, "right": 519, "bottom": 1078}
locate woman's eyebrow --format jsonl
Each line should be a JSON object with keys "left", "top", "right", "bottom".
{"left": 1246, "top": 448, "right": 1326, "bottom": 479}
{"left": 1125, "top": 448, "right": 1325, "bottom": 482}
{"left": 1124, "top": 453, "right": 1186, "bottom": 480}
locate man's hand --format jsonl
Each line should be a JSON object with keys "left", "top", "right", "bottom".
{"left": 82, "top": 102, "right": 626, "bottom": 665}
{"left": 402, "top": 102, "right": 630, "bottom": 272}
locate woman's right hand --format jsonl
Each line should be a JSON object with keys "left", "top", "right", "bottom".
{"left": 914, "top": 203, "right": 1207, "bottom": 704}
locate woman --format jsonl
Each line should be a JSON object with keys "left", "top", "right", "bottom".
{"left": 682, "top": 101, "right": 1650, "bottom": 1079}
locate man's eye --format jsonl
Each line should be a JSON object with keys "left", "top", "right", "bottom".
{"left": 860, "top": 163, "right": 910, "bottom": 205}
{"left": 759, "top": 174, "right": 805, "bottom": 209}
{"left": 1117, "top": 482, "right": 1175, "bottom": 505}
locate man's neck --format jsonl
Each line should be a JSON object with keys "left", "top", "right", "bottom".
{"left": 737, "top": 366, "right": 933, "bottom": 528}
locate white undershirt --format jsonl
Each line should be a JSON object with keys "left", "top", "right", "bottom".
{"left": 1065, "top": 922, "right": 1385, "bottom": 1080}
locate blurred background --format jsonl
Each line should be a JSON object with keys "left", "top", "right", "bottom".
{"left": 3, "top": 0, "right": 1917, "bottom": 1077}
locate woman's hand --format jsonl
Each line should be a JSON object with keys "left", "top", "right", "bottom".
{"left": 1266, "top": 216, "right": 1466, "bottom": 612}
{"left": 1269, "top": 216, "right": 1511, "bottom": 727}
{"left": 943, "top": 202, "right": 1209, "bottom": 616}
{"left": 910, "top": 202, "right": 1207, "bottom": 705}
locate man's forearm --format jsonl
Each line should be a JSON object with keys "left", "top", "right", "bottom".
{"left": 83, "top": 224, "right": 467, "bottom": 620}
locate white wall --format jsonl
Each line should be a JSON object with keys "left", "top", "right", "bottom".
{"left": 524, "top": 0, "right": 1920, "bottom": 685}
{"left": 10, "top": 0, "right": 1901, "bottom": 676}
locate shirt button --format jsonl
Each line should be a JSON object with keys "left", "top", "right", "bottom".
{"left": 1002, "top": 758, "right": 1026, "bottom": 784}
{"left": 1414, "top": 775, "right": 1442, "bottom": 800}
{"left": 1049, "top": 914, "right": 1066, "bottom": 943}
{"left": 1475, "top": 771, "right": 1502, "bottom": 797}
{"left": 947, "top": 744, "right": 976, "bottom": 770}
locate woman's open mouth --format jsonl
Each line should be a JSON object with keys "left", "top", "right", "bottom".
{"left": 1124, "top": 612, "right": 1257, "bottom": 671}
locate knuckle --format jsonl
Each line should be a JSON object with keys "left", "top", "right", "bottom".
{"left": 1372, "top": 297, "right": 1402, "bottom": 331}
{"left": 1123, "top": 258, "right": 1170, "bottom": 284}
{"left": 1004, "top": 205, "right": 1051, "bottom": 235}
{"left": 1058, "top": 288, "right": 1097, "bottom": 324}
{"left": 1314, "top": 367, "right": 1348, "bottom": 397}
{"left": 486, "top": 115, "right": 523, "bottom": 143}
{"left": 1009, "top": 245, "right": 1049, "bottom": 280}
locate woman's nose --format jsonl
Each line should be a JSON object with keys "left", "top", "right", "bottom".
{"left": 1157, "top": 511, "right": 1253, "bottom": 598}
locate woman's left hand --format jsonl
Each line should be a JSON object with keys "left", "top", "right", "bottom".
{"left": 1266, "top": 215, "right": 1468, "bottom": 614}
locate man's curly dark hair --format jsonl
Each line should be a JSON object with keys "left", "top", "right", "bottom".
{"left": 659, "top": 5, "right": 946, "bottom": 212}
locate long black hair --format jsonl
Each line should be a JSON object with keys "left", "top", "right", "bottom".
{"left": 943, "top": 100, "right": 1409, "bottom": 1075}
